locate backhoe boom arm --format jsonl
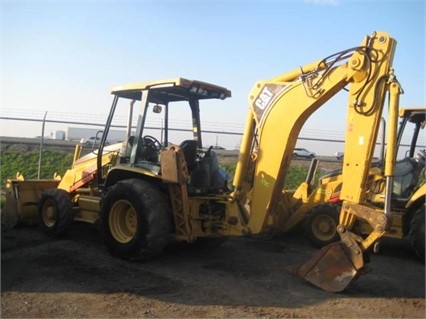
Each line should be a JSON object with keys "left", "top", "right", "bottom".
{"left": 232, "top": 31, "right": 400, "bottom": 292}
{"left": 233, "top": 32, "right": 397, "bottom": 231}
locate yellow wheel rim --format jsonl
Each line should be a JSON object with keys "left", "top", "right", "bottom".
{"left": 311, "top": 214, "right": 337, "bottom": 242}
{"left": 109, "top": 200, "right": 138, "bottom": 244}
{"left": 42, "top": 199, "right": 57, "bottom": 227}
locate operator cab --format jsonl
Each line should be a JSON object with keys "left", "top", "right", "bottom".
{"left": 98, "top": 78, "right": 232, "bottom": 194}
{"left": 392, "top": 108, "right": 425, "bottom": 203}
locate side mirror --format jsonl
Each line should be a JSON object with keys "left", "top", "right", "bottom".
{"left": 153, "top": 104, "right": 162, "bottom": 113}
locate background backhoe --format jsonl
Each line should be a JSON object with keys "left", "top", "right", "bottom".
{"left": 285, "top": 108, "right": 425, "bottom": 260}
{"left": 2, "top": 31, "right": 406, "bottom": 292}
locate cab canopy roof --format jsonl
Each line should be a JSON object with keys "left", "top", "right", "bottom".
{"left": 399, "top": 107, "right": 426, "bottom": 124}
{"left": 110, "top": 77, "right": 232, "bottom": 104}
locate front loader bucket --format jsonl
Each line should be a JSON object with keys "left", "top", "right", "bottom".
{"left": 288, "top": 242, "right": 361, "bottom": 293}
{"left": 1, "top": 179, "right": 60, "bottom": 229}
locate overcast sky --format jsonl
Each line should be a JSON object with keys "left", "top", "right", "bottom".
{"left": 1, "top": 0, "right": 425, "bottom": 152}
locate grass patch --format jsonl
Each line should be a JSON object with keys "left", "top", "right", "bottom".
{"left": 220, "top": 161, "right": 322, "bottom": 190}
{"left": 1, "top": 150, "right": 73, "bottom": 186}
{"left": 1, "top": 150, "right": 321, "bottom": 192}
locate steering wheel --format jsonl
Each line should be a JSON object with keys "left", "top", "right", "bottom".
{"left": 196, "top": 145, "right": 213, "bottom": 161}
{"left": 142, "top": 135, "right": 161, "bottom": 151}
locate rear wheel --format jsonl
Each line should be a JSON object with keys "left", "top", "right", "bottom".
{"left": 38, "top": 188, "right": 74, "bottom": 236}
{"left": 100, "top": 179, "right": 172, "bottom": 260}
{"left": 305, "top": 204, "right": 340, "bottom": 248}
{"left": 409, "top": 204, "right": 425, "bottom": 261}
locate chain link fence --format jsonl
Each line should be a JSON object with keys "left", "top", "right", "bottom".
{"left": 1, "top": 109, "right": 423, "bottom": 159}
{"left": 0, "top": 113, "right": 344, "bottom": 187}
{"left": 1, "top": 110, "right": 425, "bottom": 188}
{"left": 0, "top": 109, "right": 348, "bottom": 155}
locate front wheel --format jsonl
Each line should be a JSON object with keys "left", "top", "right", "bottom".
{"left": 38, "top": 188, "right": 74, "bottom": 236}
{"left": 305, "top": 204, "right": 341, "bottom": 248}
{"left": 100, "top": 179, "right": 172, "bottom": 260}
{"left": 409, "top": 204, "right": 425, "bottom": 261}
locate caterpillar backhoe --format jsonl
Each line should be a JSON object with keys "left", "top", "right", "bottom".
{"left": 2, "top": 31, "right": 403, "bottom": 292}
{"left": 284, "top": 108, "right": 425, "bottom": 259}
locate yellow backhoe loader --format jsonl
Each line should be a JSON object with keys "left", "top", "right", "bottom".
{"left": 2, "top": 31, "right": 405, "bottom": 292}
{"left": 285, "top": 108, "right": 425, "bottom": 260}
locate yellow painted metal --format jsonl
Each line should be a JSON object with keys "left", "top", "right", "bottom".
{"left": 72, "top": 144, "right": 82, "bottom": 167}
{"left": 399, "top": 107, "right": 425, "bottom": 118}
{"left": 108, "top": 199, "right": 137, "bottom": 244}
{"left": 339, "top": 34, "right": 397, "bottom": 203}
{"left": 111, "top": 77, "right": 188, "bottom": 93}
{"left": 169, "top": 184, "right": 192, "bottom": 241}
{"left": 292, "top": 104, "right": 424, "bottom": 247}
{"left": 310, "top": 214, "right": 337, "bottom": 242}
{"left": 338, "top": 85, "right": 401, "bottom": 251}
{"left": 74, "top": 195, "right": 102, "bottom": 224}
{"left": 185, "top": 196, "right": 247, "bottom": 238}
{"left": 269, "top": 59, "right": 328, "bottom": 83}
{"left": 283, "top": 175, "right": 343, "bottom": 232}
{"left": 406, "top": 184, "right": 426, "bottom": 208}
{"left": 160, "top": 145, "right": 193, "bottom": 241}
{"left": 232, "top": 111, "right": 255, "bottom": 193}
{"left": 4, "top": 31, "right": 414, "bottom": 292}
{"left": 73, "top": 210, "right": 99, "bottom": 224}
{"left": 230, "top": 32, "right": 399, "bottom": 241}
{"left": 225, "top": 31, "right": 405, "bottom": 292}
{"left": 243, "top": 65, "right": 351, "bottom": 234}
{"left": 58, "top": 144, "right": 121, "bottom": 193}
{"left": 2, "top": 179, "right": 60, "bottom": 227}
{"left": 338, "top": 204, "right": 358, "bottom": 229}
{"left": 161, "top": 145, "right": 247, "bottom": 241}
{"left": 110, "top": 77, "right": 231, "bottom": 100}
{"left": 357, "top": 212, "right": 404, "bottom": 239}
{"left": 384, "top": 82, "right": 400, "bottom": 177}
{"left": 40, "top": 197, "right": 57, "bottom": 227}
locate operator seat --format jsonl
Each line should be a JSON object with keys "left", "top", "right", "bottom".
{"left": 390, "top": 150, "right": 425, "bottom": 210}
{"left": 179, "top": 140, "right": 198, "bottom": 171}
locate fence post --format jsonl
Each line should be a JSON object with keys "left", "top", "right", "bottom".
{"left": 38, "top": 111, "right": 47, "bottom": 179}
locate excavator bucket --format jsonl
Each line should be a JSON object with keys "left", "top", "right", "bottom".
{"left": 288, "top": 242, "right": 362, "bottom": 293}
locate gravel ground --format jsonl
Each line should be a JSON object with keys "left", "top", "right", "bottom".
{"left": 1, "top": 221, "right": 425, "bottom": 318}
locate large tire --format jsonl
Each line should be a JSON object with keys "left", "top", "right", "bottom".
{"left": 100, "top": 179, "right": 172, "bottom": 260}
{"left": 38, "top": 188, "right": 74, "bottom": 237}
{"left": 305, "top": 204, "right": 340, "bottom": 248}
{"left": 409, "top": 204, "right": 425, "bottom": 261}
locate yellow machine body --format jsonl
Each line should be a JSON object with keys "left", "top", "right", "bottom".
{"left": 296, "top": 108, "right": 424, "bottom": 255}
{"left": 2, "top": 32, "right": 411, "bottom": 293}
{"left": 2, "top": 175, "right": 60, "bottom": 227}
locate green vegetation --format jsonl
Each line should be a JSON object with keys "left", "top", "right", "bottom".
{"left": 1, "top": 150, "right": 73, "bottom": 186}
{"left": 1, "top": 150, "right": 319, "bottom": 193}
{"left": 220, "top": 162, "right": 322, "bottom": 190}
{"left": 284, "top": 164, "right": 323, "bottom": 189}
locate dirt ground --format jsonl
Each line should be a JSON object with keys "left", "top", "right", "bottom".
{"left": 1, "top": 159, "right": 425, "bottom": 318}
{"left": 1, "top": 220, "right": 425, "bottom": 319}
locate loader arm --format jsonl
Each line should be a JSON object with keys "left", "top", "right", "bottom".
{"left": 232, "top": 31, "right": 400, "bottom": 292}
